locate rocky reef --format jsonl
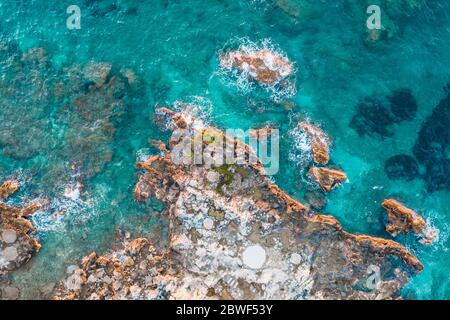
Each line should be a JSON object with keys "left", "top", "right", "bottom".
{"left": 382, "top": 199, "right": 436, "bottom": 245}
{"left": 0, "top": 181, "right": 47, "bottom": 276}
{"left": 413, "top": 84, "right": 450, "bottom": 192}
{"left": 384, "top": 154, "right": 419, "bottom": 181}
{"left": 388, "top": 88, "right": 418, "bottom": 122}
{"left": 350, "top": 97, "right": 395, "bottom": 138}
{"left": 0, "top": 41, "right": 133, "bottom": 198}
{"left": 54, "top": 107, "right": 422, "bottom": 300}
{"left": 219, "top": 47, "right": 293, "bottom": 87}
{"left": 350, "top": 89, "right": 418, "bottom": 139}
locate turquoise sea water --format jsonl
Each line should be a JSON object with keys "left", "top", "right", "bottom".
{"left": 0, "top": 0, "right": 449, "bottom": 299}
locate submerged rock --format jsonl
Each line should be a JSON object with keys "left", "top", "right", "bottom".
{"left": 304, "top": 189, "right": 327, "bottom": 210}
{"left": 299, "top": 122, "right": 331, "bottom": 164}
{"left": 55, "top": 108, "right": 423, "bottom": 300}
{"left": 384, "top": 154, "right": 419, "bottom": 181}
{"left": 219, "top": 47, "right": 293, "bottom": 86}
{"left": 275, "top": 0, "right": 301, "bottom": 18}
{"left": 382, "top": 199, "right": 436, "bottom": 245}
{"left": 308, "top": 167, "right": 347, "bottom": 192}
{"left": 0, "top": 41, "right": 132, "bottom": 195}
{"left": 83, "top": 61, "right": 112, "bottom": 87}
{"left": 0, "top": 181, "right": 47, "bottom": 276}
{"left": 350, "top": 97, "right": 394, "bottom": 138}
{"left": 389, "top": 88, "right": 418, "bottom": 122}
{"left": 413, "top": 86, "right": 450, "bottom": 192}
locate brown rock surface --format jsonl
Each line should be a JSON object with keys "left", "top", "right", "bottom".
{"left": 300, "top": 122, "right": 331, "bottom": 164}
{"left": 0, "top": 180, "right": 20, "bottom": 200}
{"left": 220, "top": 48, "right": 293, "bottom": 86}
{"left": 382, "top": 199, "right": 436, "bottom": 244}
{"left": 308, "top": 167, "right": 347, "bottom": 192}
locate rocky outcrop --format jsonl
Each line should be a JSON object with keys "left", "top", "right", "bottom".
{"left": 299, "top": 122, "right": 330, "bottom": 164}
{"left": 219, "top": 48, "right": 293, "bottom": 86}
{"left": 308, "top": 167, "right": 347, "bottom": 192}
{"left": 382, "top": 199, "right": 436, "bottom": 245}
{"left": 0, "top": 181, "right": 20, "bottom": 200}
{"left": 54, "top": 107, "right": 422, "bottom": 300}
{"left": 0, "top": 181, "right": 47, "bottom": 276}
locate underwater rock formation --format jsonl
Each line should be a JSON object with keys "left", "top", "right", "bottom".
{"left": 384, "top": 154, "right": 419, "bottom": 181}
{"left": 0, "top": 41, "right": 132, "bottom": 195}
{"left": 0, "top": 181, "right": 47, "bottom": 276}
{"left": 60, "top": 63, "right": 127, "bottom": 183}
{"left": 304, "top": 188, "right": 326, "bottom": 210}
{"left": 219, "top": 47, "right": 293, "bottom": 86}
{"left": 389, "top": 88, "right": 418, "bottom": 122}
{"left": 382, "top": 199, "right": 436, "bottom": 245}
{"left": 413, "top": 85, "right": 450, "bottom": 192}
{"left": 0, "top": 44, "right": 55, "bottom": 159}
{"left": 275, "top": 0, "right": 301, "bottom": 18}
{"left": 54, "top": 107, "right": 422, "bottom": 300}
{"left": 350, "top": 89, "right": 418, "bottom": 138}
{"left": 350, "top": 97, "right": 395, "bottom": 138}
{"left": 299, "top": 122, "right": 330, "bottom": 164}
{"left": 308, "top": 167, "right": 347, "bottom": 192}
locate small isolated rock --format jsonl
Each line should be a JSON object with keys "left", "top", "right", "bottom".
{"left": 120, "top": 68, "right": 137, "bottom": 85}
{"left": 382, "top": 199, "right": 437, "bottom": 244}
{"left": 219, "top": 47, "right": 293, "bottom": 86}
{"left": 308, "top": 167, "right": 347, "bottom": 192}
{"left": 300, "top": 122, "right": 331, "bottom": 164}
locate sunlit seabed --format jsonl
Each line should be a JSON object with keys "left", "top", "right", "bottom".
{"left": 0, "top": 0, "right": 449, "bottom": 299}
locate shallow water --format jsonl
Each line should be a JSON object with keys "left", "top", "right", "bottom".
{"left": 0, "top": 0, "right": 449, "bottom": 299}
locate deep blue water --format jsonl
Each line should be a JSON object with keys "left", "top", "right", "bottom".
{"left": 0, "top": 0, "right": 449, "bottom": 299}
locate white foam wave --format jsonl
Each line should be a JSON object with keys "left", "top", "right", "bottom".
{"left": 217, "top": 37, "right": 297, "bottom": 103}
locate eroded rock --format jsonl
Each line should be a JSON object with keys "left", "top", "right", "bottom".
{"left": 382, "top": 199, "right": 436, "bottom": 244}
{"left": 299, "top": 122, "right": 331, "bottom": 164}
{"left": 0, "top": 180, "right": 20, "bottom": 200}
{"left": 308, "top": 167, "right": 347, "bottom": 192}
{"left": 219, "top": 48, "right": 293, "bottom": 86}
